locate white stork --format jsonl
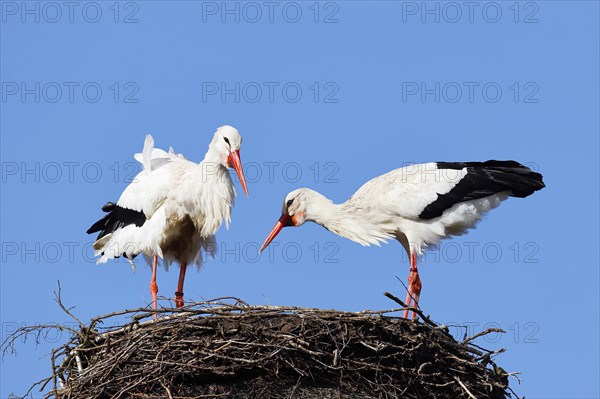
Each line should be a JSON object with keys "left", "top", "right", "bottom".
{"left": 260, "top": 160, "right": 545, "bottom": 319}
{"left": 87, "top": 125, "right": 249, "bottom": 311}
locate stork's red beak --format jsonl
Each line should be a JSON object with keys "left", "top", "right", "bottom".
{"left": 227, "top": 150, "right": 249, "bottom": 197}
{"left": 260, "top": 213, "right": 294, "bottom": 252}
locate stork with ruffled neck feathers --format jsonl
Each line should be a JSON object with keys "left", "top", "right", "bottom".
{"left": 87, "top": 125, "right": 249, "bottom": 312}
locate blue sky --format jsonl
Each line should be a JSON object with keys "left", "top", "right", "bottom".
{"left": 1, "top": 1, "right": 599, "bottom": 398}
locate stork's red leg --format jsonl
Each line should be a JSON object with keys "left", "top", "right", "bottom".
{"left": 404, "top": 280, "right": 414, "bottom": 318}
{"left": 175, "top": 263, "right": 187, "bottom": 308}
{"left": 150, "top": 255, "right": 159, "bottom": 320}
{"left": 403, "top": 252, "right": 422, "bottom": 319}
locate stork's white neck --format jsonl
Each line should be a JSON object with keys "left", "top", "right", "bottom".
{"left": 183, "top": 148, "right": 234, "bottom": 237}
{"left": 304, "top": 193, "right": 392, "bottom": 247}
{"left": 202, "top": 142, "right": 225, "bottom": 165}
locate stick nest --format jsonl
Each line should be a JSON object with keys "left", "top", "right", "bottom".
{"left": 6, "top": 297, "right": 515, "bottom": 399}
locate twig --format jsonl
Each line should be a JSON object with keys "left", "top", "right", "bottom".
{"left": 463, "top": 328, "right": 506, "bottom": 344}
{"left": 54, "top": 281, "right": 85, "bottom": 329}
{"left": 454, "top": 376, "right": 478, "bottom": 399}
{"left": 383, "top": 291, "right": 437, "bottom": 327}
{"left": 159, "top": 380, "right": 174, "bottom": 399}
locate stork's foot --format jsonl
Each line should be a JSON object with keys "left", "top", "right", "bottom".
{"left": 175, "top": 291, "right": 184, "bottom": 308}
{"left": 408, "top": 268, "right": 422, "bottom": 319}
{"left": 175, "top": 263, "right": 188, "bottom": 309}
{"left": 150, "top": 281, "right": 159, "bottom": 305}
{"left": 403, "top": 267, "right": 422, "bottom": 320}
{"left": 150, "top": 255, "right": 159, "bottom": 320}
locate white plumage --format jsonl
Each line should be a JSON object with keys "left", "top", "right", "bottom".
{"left": 260, "top": 160, "right": 544, "bottom": 319}
{"left": 88, "top": 125, "right": 248, "bottom": 310}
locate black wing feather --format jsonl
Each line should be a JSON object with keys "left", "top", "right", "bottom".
{"left": 419, "top": 160, "right": 545, "bottom": 220}
{"left": 87, "top": 201, "right": 146, "bottom": 240}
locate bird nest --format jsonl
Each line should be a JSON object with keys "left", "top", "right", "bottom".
{"left": 5, "top": 294, "right": 518, "bottom": 399}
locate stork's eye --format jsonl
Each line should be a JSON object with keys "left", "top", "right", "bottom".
{"left": 223, "top": 137, "right": 230, "bottom": 146}
{"left": 286, "top": 199, "right": 294, "bottom": 207}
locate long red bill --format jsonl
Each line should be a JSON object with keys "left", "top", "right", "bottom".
{"left": 228, "top": 150, "right": 249, "bottom": 197}
{"left": 260, "top": 213, "right": 291, "bottom": 252}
